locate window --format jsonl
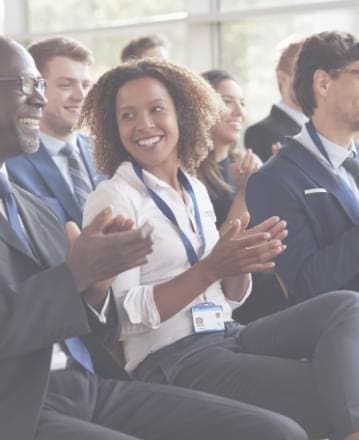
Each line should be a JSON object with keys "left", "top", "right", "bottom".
{"left": 220, "top": 5, "right": 359, "bottom": 124}
{"left": 221, "top": 0, "right": 339, "bottom": 11}
{"left": 65, "top": 23, "right": 187, "bottom": 78}
{"left": 27, "top": 0, "right": 186, "bottom": 33}
{"left": 0, "top": 0, "right": 4, "bottom": 33}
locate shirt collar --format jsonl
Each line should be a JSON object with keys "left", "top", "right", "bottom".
{"left": 0, "top": 163, "right": 9, "bottom": 179}
{"left": 141, "top": 167, "right": 176, "bottom": 190}
{"left": 276, "top": 101, "right": 308, "bottom": 127}
{"left": 40, "top": 132, "right": 78, "bottom": 156}
{"left": 295, "top": 124, "right": 356, "bottom": 170}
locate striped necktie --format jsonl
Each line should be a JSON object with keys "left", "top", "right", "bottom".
{"left": 0, "top": 174, "right": 32, "bottom": 254}
{"left": 62, "top": 143, "right": 92, "bottom": 208}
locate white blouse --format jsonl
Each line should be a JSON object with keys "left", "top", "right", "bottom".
{"left": 83, "top": 161, "right": 250, "bottom": 371}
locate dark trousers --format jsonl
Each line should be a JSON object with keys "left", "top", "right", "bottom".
{"left": 136, "top": 291, "right": 359, "bottom": 440}
{"left": 35, "top": 367, "right": 306, "bottom": 440}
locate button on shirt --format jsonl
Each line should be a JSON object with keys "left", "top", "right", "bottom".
{"left": 294, "top": 125, "right": 359, "bottom": 200}
{"left": 83, "top": 161, "right": 251, "bottom": 372}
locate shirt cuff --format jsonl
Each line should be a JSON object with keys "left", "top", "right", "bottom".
{"left": 123, "top": 285, "right": 161, "bottom": 328}
{"left": 227, "top": 274, "right": 252, "bottom": 309}
{"left": 87, "top": 291, "right": 110, "bottom": 323}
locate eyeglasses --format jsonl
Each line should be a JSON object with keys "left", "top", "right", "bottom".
{"left": 0, "top": 75, "right": 47, "bottom": 96}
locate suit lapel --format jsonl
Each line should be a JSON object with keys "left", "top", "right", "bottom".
{"left": 26, "top": 144, "right": 82, "bottom": 225}
{"left": 271, "top": 106, "right": 301, "bottom": 132}
{"left": 282, "top": 139, "right": 359, "bottom": 223}
{"left": 0, "top": 213, "right": 37, "bottom": 260}
{"left": 13, "top": 185, "right": 66, "bottom": 267}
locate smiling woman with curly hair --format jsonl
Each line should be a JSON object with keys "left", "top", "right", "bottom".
{"left": 80, "top": 57, "right": 359, "bottom": 440}
{"left": 80, "top": 58, "right": 222, "bottom": 177}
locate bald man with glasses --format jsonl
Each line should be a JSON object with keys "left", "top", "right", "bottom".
{"left": 6, "top": 36, "right": 102, "bottom": 227}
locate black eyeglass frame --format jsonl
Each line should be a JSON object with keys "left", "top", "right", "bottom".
{"left": 0, "top": 75, "right": 47, "bottom": 96}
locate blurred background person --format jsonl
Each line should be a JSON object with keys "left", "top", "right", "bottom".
{"left": 244, "top": 36, "right": 307, "bottom": 162}
{"left": 198, "top": 69, "right": 261, "bottom": 230}
{"left": 199, "top": 69, "right": 287, "bottom": 323}
{"left": 7, "top": 36, "right": 101, "bottom": 226}
{"left": 121, "top": 33, "right": 170, "bottom": 62}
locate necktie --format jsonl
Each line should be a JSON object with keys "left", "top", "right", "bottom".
{"left": 62, "top": 143, "right": 92, "bottom": 208}
{"left": 0, "top": 176, "right": 94, "bottom": 373}
{"left": 63, "top": 337, "right": 95, "bottom": 373}
{"left": 342, "top": 155, "right": 359, "bottom": 188}
{"left": 0, "top": 174, "right": 32, "bottom": 253}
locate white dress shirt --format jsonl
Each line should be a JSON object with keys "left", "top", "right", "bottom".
{"left": 276, "top": 101, "right": 308, "bottom": 127}
{"left": 83, "top": 161, "right": 251, "bottom": 372}
{"left": 294, "top": 124, "right": 359, "bottom": 199}
{"left": 40, "top": 132, "right": 81, "bottom": 194}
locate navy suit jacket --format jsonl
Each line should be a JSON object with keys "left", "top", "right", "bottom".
{"left": 244, "top": 105, "right": 301, "bottom": 162}
{"left": 6, "top": 134, "right": 103, "bottom": 226}
{"left": 246, "top": 137, "right": 359, "bottom": 304}
{"left": 0, "top": 184, "right": 129, "bottom": 440}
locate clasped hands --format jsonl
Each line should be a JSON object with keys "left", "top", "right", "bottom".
{"left": 202, "top": 212, "right": 287, "bottom": 282}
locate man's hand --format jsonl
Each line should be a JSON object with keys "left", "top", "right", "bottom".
{"left": 66, "top": 207, "right": 153, "bottom": 300}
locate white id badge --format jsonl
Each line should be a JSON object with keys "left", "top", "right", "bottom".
{"left": 191, "top": 302, "right": 225, "bottom": 333}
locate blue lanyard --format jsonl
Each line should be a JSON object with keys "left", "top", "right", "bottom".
{"left": 132, "top": 161, "right": 206, "bottom": 266}
{"left": 306, "top": 120, "right": 334, "bottom": 167}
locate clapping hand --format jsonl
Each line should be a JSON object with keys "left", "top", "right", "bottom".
{"left": 230, "top": 149, "right": 262, "bottom": 189}
{"left": 66, "top": 206, "right": 153, "bottom": 305}
{"left": 204, "top": 212, "right": 287, "bottom": 279}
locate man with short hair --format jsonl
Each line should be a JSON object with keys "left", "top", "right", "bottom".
{"left": 0, "top": 36, "right": 307, "bottom": 440}
{"left": 121, "top": 34, "right": 170, "bottom": 62}
{"left": 244, "top": 36, "right": 306, "bottom": 161}
{"left": 7, "top": 36, "right": 100, "bottom": 226}
{"left": 246, "top": 31, "right": 359, "bottom": 304}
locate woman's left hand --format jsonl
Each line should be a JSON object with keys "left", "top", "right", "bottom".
{"left": 230, "top": 149, "right": 262, "bottom": 189}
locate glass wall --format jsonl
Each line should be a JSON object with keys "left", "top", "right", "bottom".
{"left": 221, "top": 0, "right": 331, "bottom": 10}
{"left": 23, "top": 0, "right": 187, "bottom": 77}
{"left": 220, "top": 2, "right": 359, "bottom": 124}
{"left": 28, "top": 0, "right": 186, "bottom": 33}
{"left": 2, "top": 0, "right": 359, "bottom": 126}
{"left": 68, "top": 23, "right": 187, "bottom": 78}
{"left": 0, "top": 1, "right": 3, "bottom": 33}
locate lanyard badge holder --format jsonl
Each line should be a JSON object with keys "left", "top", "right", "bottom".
{"left": 132, "top": 161, "right": 224, "bottom": 333}
{"left": 192, "top": 302, "right": 225, "bottom": 333}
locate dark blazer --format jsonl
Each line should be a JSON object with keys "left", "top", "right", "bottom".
{"left": 0, "top": 185, "right": 129, "bottom": 440}
{"left": 244, "top": 105, "right": 301, "bottom": 162}
{"left": 246, "top": 138, "right": 359, "bottom": 305}
{"left": 6, "top": 134, "right": 102, "bottom": 226}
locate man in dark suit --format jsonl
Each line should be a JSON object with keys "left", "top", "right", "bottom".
{"left": 7, "top": 36, "right": 101, "bottom": 226}
{"left": 246, "top": 31, "right": 359, "bottom": 305}
{"left": 0, "top": 37, "right": 307, "bottom": 440}
{"left": 244, "top": 37, "right": 306, "bottom": 162}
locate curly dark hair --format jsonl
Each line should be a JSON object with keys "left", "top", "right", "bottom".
{"left": 80, "top": 58, "right": 224, "bottom": 177}
{"left": 294, "top": 31, "right": 359, "bottom": 116}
